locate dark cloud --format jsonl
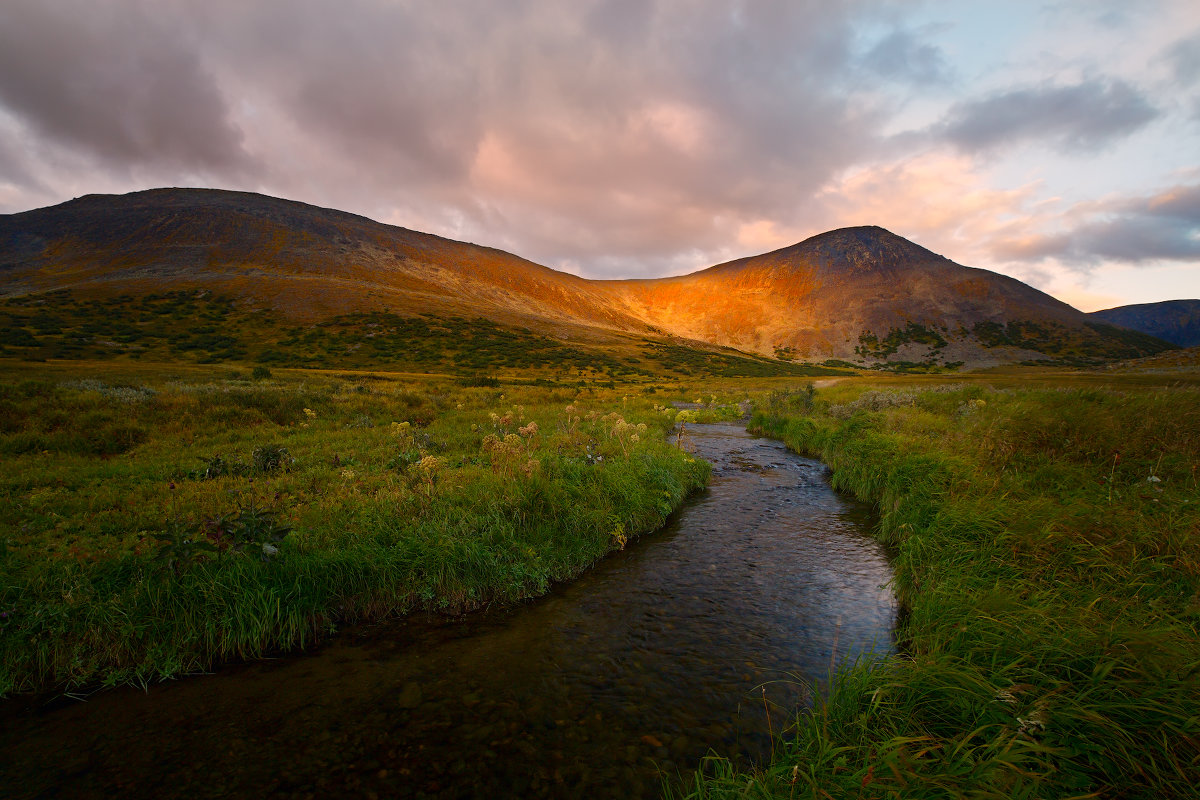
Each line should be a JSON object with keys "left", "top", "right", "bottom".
{"left": 938, "top": 79, "right": 1159, "bottom": 153}
{"left": 0, "top": 2, "right": 251, "bottom": 175}
{"left": 0, "top": 0, "right": 1191, "bottom": 285}
{"left": 992, "top": 184, "right": 1200, "bottom": 264}
{"left": 1165, "top": 32, "right": 1200, "bottom": 86}
{"left": 171, "top": 0, "right": 885, "bottom": 276}
{"left": 861, "top": 30, "right": 952, "bottom": 86}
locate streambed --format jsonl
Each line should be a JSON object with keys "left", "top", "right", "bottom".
{"left": 1, "top": 422, "right": 896, "bottom": 799}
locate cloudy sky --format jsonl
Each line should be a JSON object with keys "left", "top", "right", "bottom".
{"left": 1, "top": 0, "right": 1198, "bottom": 310}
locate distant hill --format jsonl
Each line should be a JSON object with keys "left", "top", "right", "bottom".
{"left": 1089, "top": 300, "right": 1200, "bottom": 347}
{"left": 0, "top": 189, "right": 1178, "bottom": 370}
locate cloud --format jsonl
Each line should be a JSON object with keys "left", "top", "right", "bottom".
{"left": 811, "top": 153, "right": 1041, "bottom": 263}
{"left": 0, "top": 2, "right": 251, "bottom": 176}
{"left": 991, "top": 183, "right": 1200, "bottom": 265}
{"left": 179, "top": 0, "right": 887, "bottom": 276}
{"left": 937, "top": 79, "right": 1159, "bottom": 153}
{"left": 1165, "top": 31, "right": 1200, "bottom": 86}
{"left": 0, "top": 0, "right": 1194, "bottom": 300}
{"left": 860, "top": 29, "right": 952, "bottom": 86}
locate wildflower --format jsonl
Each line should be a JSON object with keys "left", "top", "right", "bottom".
{"left": 489, "top": 412, "right": 500, "bottom": 423}
{"left": 522, "top": 458, "right": 540, "bottom": 477}
{"left": 519, "top": 421, "right": 539, "bottom": 437}
{"left": 565, "top": 404, "right": 577, "bottom": 415}
{"left": 303, "top": 408, "right": 317, "bottom": 420}
{"left": 471, "top": 423, "right": 479, "bottom": 432}
{"left": 456, "top": 403, "right": 464, "bottom": 410}
{"left": 341, "top": 469, "right": 356, "bottom": 480}
{"left": 417, "top": 455, "right": 445, "bottom": 473}
{"left": 630, "top": 434, "right": 640, "bottom": 443}
{"left": 499, "top": 413, "right": 514, "bottom": 426}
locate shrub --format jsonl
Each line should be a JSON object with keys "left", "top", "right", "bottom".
{"left": 251, "top": 444, "right": 291, "bottom": 474}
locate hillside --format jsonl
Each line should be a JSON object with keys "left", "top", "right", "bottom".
{"left": 0, "top": 189, "right": 1177, "bottom": 370}
{"left": 0, "top": 188, "right": 646, "bottom": 337}
{"left": 1089, "top": 300, "right": 1200, "bottom": 347}
{"left": 605, "top": 226, "right": 1174, "bottom": 367}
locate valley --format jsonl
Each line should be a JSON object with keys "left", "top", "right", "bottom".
{"left": 1, "top": 189, "right": 1197, "bottom": 798}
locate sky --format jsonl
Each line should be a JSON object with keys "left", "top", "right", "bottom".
{"left": 0, "top": 0, "right": 1198, "bottom": 311}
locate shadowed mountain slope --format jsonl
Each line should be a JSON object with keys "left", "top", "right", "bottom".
{"left": 0, "top": 189, "right": 1178, "bottom": 368}
{"left": 0, "top": 188, "right": 647, "bottom": 336}
{"left": 1089, "top": 300, "right": 1200, "bottom": 347}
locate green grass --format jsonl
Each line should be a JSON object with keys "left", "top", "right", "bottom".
{"left": 0, "top": 364, "right": 713, "bottom": 695}
{"left": 678, "top": 380, "right": 1200, "bottom": 798}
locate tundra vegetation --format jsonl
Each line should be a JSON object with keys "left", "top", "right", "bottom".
{"left": 0, "top": 362, "right": 724, "bottom": 694}
{"left": 0, "top": 290, "right": 843, "bottom": 380}
{"left": 2, "top": 294, "right": 1197, "bottom": 799}
{"left": 680, "top": 378, "right": 1200, "bottom": 799}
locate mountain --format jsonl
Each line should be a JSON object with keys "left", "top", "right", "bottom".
{"left": 601, "top": 226, "right": 1162, "bottom": 366}
{"left": 0, "top": 188, "right": 646, "bottom": 338}
{"left": 1088, "top": 300, "right": 1200, "bottom": 348}
{"left": 0, "top": 188, "right": 1177, "bottom": 369}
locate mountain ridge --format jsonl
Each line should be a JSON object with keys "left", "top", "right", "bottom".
{"left": 1088, "top": 300, "right": 1200, "bottom": 348}
{"left": 0, "top": 188, "right": 1178, "bottom": 368}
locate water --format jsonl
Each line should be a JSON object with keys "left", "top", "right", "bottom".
{"left": 0, "top": 422, "right": 896, "bottom": 799}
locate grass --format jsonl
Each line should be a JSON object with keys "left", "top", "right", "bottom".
{"left": 0, "top": 289, "right": 850, "bottom": 380}
{"left": 4, "top": 341, "right": 1197, "bottom": 797}
{"left": 677, "top": 379, "right": 1200, "bottom": 798}
{"left": 0, "top": 362, "right": 716, "bottom": 695}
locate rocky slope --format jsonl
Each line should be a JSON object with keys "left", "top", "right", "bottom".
{"left": 0, "top": 189, "right": 1177, "bottom": 367}
{"left": 603, "top": 226, "right": 1149, "bottom": 366}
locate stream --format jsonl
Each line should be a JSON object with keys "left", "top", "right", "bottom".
{"left": 1, "top": 422, "right": 896, "bottom": 799}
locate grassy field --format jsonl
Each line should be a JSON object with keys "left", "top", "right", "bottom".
{"left": 0, "top": 360, "right": 741, "bottom": 695}
{"left": 680, "top": 376, "right": 1200, "bottom": 798}
{"left": 3, "top": 338, "right": 1197, "bottom": 797}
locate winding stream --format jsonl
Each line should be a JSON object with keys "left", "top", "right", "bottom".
{"left": 1, "top": 422, "right": 896, "bottom": 799}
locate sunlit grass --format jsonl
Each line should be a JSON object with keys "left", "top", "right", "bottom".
{"left": 679, "top": 379, "right": 1200, "bottom": 798}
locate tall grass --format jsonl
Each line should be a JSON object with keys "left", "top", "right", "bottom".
{"left": 0, "top": 367, "right": 711, "bottom": 694}
{"left": 680, "top": 381, "right": 1200, "bottom": 798}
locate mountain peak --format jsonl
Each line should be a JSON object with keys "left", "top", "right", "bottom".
{"left": 782, "top": 225, "right": 948, "bottom": 274}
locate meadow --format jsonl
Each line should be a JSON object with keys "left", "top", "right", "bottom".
{"left": 0, "top": 290, "right": 844, "bottom": 380}
{"left": 0, "top": 360, "right": 729, "bottom": 695}
{"left": 682, "top": 376, "right": 1200, "bottom": 798}
{"left": 3, "top": 309, "right": 1198, "bottom": 798}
